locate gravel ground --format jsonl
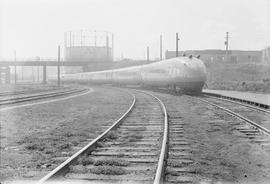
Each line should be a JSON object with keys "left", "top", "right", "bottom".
{"left": 151, "top": 90, "right": 270, "bottom": 184}
{"left": 0, "top": 86, "right": 132, "bottom": 182}
{"left": 2, "top": 85, "right": 270, "bottom": 184}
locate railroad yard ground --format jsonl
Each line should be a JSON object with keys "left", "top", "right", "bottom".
{"left": 151, "top": 90, "right": 270, "bottom": 184}
{"left": 0, "top": 84, "right": 270, "bottom": 183}
{"left": 0, "top": 85, "right": 132, "bottom": 182}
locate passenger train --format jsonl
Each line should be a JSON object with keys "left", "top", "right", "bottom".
{"left": 54, "top": 56, "right": 207, "bottom": 93}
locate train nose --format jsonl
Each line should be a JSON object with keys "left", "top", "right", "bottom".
{"left": 187, "top": 58, "right": 207, "bottom": 82}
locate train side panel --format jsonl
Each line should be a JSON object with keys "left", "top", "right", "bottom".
{"left": 53, "top": 57, "right": 207, "bottom": 93}
{"left": 112, "top": 67, "right": 142, "bottom": 85}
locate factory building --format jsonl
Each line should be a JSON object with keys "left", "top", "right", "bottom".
{"left": 262, "top": 47, "right": 270, "bottom": 64}
{"left": 64, "top": 30, "right": 114, "bottom": 73}
{"left": 166, "top": 49, "right": 263, "bottom": 64}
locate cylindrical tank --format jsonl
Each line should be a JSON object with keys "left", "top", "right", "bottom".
{"left": 64, "top": 30, "right": 114, "bottom": 73}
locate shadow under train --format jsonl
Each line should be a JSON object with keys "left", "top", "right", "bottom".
{"left": 52, "top": 57, "right": 207, "bottom": 93}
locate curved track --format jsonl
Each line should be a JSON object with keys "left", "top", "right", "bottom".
{"left": 197, "top": 96, "right": 270, "bottom": 151}
{"left": 0, "top": 87, "right": 67, "bottom": 98}
{"left": 38, "top": 89, "right": 168, "bottom": 184}
{"left": 0, "top": 88, "right": 86, "bottom": 107}
{"left": 32, "top": 87, "right": 270, "bottom": 183}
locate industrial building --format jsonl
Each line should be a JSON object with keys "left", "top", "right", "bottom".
{"left": 165, "top": 49, "right": 263, "bottom": 64}
{"left": 262, "top": 47, "right": 270, "bottom": 64}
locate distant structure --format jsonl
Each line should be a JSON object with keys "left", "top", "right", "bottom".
{"left": 262, "top": 47, "right": 270, "bottom": 64}
{"left": 64, "top": 30, "right": 114, "bottom": 73}
{"left": 166, "top": 49, "right": 263, "bottom": 64}
{"left": 0, "top": 67, "right": 10, "bottom": 84}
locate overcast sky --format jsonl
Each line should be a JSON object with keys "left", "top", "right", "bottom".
{"left": 0, "top": 0, "right": 269, "bottom": 60}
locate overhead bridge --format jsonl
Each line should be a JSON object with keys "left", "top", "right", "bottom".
{"left": 0, "top": 61, "right": 108, "bottom": 84}
{"left": 0, "top": 61, "right": 94, "bottom": 67}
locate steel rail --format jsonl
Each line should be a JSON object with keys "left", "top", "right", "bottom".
{"left": 37, "top": 91, "right": 136, "bottom": 184}
{"left": 135, "top": 89, "right": 168, "bottom": 184}
{"left": 0, "top": 88, "right": 77, "bottom": 102}
{"left": 0, "top": 90, "right": 27, "bottom": 96}
{"left": 0, "top": 88, "right": 93, "bottom": 112}
{"left": 0, "top": 87, "right": 67, "bottom": 97}
{"left": 198, "top": 98, "right": 270, "bottom": 136}
{"left": 203, "top": 94, "right": 270, "bottom": 114}
{"left": 0, "top": 89, "right": 81, "bottom": 106}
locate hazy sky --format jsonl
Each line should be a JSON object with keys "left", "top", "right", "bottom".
{"left": 0, "top": 0, "right": 269, "bottom": 60}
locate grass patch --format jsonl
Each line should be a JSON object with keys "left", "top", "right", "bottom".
{"left": 96, "top": 142, "right": 105, "bottom": 148}
{"left": 166, "top": 169, "right": 179, "bottom": 176}
{"left": 90, "top": 165, "right": 127, "bottom": 175}
{"left": 77, "top": 156, "right": 95, "bottom": 166}
{"left": 106, "top": 131, "right": 118, "bottom": 140}
{"left": 126, "top": 134, "right": 143, "bottom": 142}
{"left": 70, "top": 165, "right": 87, "bottom": 173}
{"left": 63, "top": 132, "right": 74, "bottom": 137}
{"left": 58, "top": 142, "right": 73, "bottom": 150}
{"left": 94, "top": 158, "right": 129, "bottom": 166}
{"left": 25, "top": 142, "right": 45, "bottom": 151}
{"left": 167, "top": 160, "right": 190, "bottom": 167}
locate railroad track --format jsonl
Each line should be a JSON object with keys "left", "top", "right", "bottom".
{"left": 38, "top": 90, "right": 168, "bottom": 184}
{"left": 0, "top": 87, "right": 68, "bottom": 98}
{"left": 0, "top": 88, "right": 86, "bottom": 106}
{"left": 0, "top": 90, "right": 29, "bottom": 97}
{"left": 35, "top": 87, "right": 270, "bottom": 183}
{"left": 197, "top": 95, "right": 270, "bottom": 150}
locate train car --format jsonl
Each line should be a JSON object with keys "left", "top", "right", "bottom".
{"left": 54, "top": 56, "right": 207, "bottom": 93}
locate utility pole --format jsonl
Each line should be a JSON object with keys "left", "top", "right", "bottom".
{"left": 106, "top": 32, "right": 109, "bottom": 59}
{"left": 94, "top": 30, "right": 97, "bottom": 47}
{"left": 147, "top": 46, "right": 149, "bottom": 62}
{"left": 14, "top": 51, "right": 17, "bottom": 84}
{"left": 57, "top": 45, "right": 61, "bottom": 86}
{"left": 225, "top": 32, "right": 229, "bottom": 62}
{"left": 37, "top": 57, "right": 40, "bottom": 83}
{"left": 176, "top": 32, "right": 180, "bottom": 57}
{"left": 112, "top": 33, "right": 114, "bottom": 61}
{"left": 160, "top": 35, "right": 163, "bottom": 60}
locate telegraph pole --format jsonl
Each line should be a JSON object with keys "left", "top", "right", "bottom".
{"left": 176, "top": 33, "right": 180, "bottom": 57}
{"left": 225, "top": 32, "right": 229, "bottom": 62}
{"left": 106, "top": 32, "right": 109, "bottom": 59}
{"left": 14, "top": 51, "right": 17, "bottom": 84}
{"left": 37, "top": 57, "right": 40, "bottom": 83}
{"left": 147, "top": 46, "right": 149, "bottom": 62}
{"left": 112, "top": 33, "right": 114, "bottom": 61}
{"left": 160, "top": 35, "right": 163, "bottom": 60}
{"left": 57, "top": 45, "right": 61, "bottom": 86}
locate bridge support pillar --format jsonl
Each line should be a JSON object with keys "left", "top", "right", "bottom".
{"left": 43, "top": 65, "right": 47, "bottom": 84}
{"left": 6, "top": 67, "right": 10, "bottom": 84}
{"left": 0, "top": 68, "right": 2, "bottom": 84}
